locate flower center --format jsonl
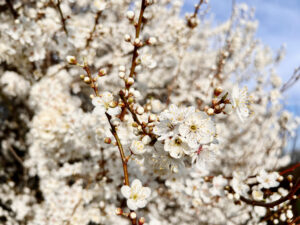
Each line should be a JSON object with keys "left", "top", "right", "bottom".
{"left": 190, "top": 125, "right": 197, "bottom": 131}
{"left": 174, "top": 138, "right": 182, "bottom": 145}
{"left": 132, "top": 193, "right": 138, "bottom": 200}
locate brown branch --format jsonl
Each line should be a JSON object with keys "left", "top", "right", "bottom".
{"left": 280, "top": 163, "right": 300, "bottom": 176}
{"left": 82, "top": 64, "right": 129, "bottom": 187}
{"left": 85, "top": 11, "right": 102, "bottom": 48}
{"left": 240, "top": 179, "right": 300, "bottom": 208}
{"left": 193, "top": 0, "right": 204, "bottom": 17}
{"left": 289, "top": 216, "right": 300, "bottom": 225}
{"left": 5, "top": 0, "right": 18, "bottom": 18}
{"left": 52, "top": 0, "right": 68, "bottom": 36}
{"left": 105, "top": 112, "right": 130, "bottom": 186}
{"left": 280, "top": 66, "right": 300, "bottom": 93}
{"left": 83, "top": 64, "right": 99, "bottom": 96}
{"left": 7, "top": 145, "right": 23, "bottom": 166}
{"left": 119, "top": 91, "right": 147, "bottom": 134}
{"left": 128, "top": 0, "right": 147, "bottom": 79}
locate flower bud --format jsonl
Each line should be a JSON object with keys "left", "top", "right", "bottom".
{"left": 136, "top": 106, "right": 144, "bottom": 115}
{"left": 129, "top": 212, "right": 137, "bottom": 220}
{"left": 212, "top": 98, "right": 218, "bottom": 106}
{"left": 145, "top": 0, "right": 153, "bottom": 5}
{"left": 128, "top": 97, "right": 134, "bottom": 104}
{"left": 104, "top": 137, "right": 111, "bottom": 144}
{"left": 124, "top": 34, "right": 131, "bottom": 42}
{"left": 99, "top": 68, "right": 107, "bottom": 76}
{"left": 119, "top": 65, "right": 126, "bottom": 72}
{"left": 132, "top": 122, "right": 138, "bottom": 127}
{"left": 138, "top": 217, "right": 145, "bottom": 225}
{"left": 126, "top": 11, "right": 135, "bottom": 20}
{"left": 84, "top": 77, "right": 91, "bottom": 84}
{"left": 142, "top": 135, "right": 151, "bottom": 145}
{"left": 115, "top": 208, "right": 123, "bottom": 215}
{"left": 119, "top": 72, "right": 125, "bottom": 79}
{"left": 148, "top": 37, "right": 157, "bottom": 45}
{"left": 207, "top": 108, "right": 214, "bottom": 116}
{"left": 127, "top": 77, "right": 135, "bottom": 85}
{"left": 214, "top": 87, "right": 223, "bottom": 96}
{"left": 134, "top": 38, "right": 141, "bottom": 46}
{"left": 66, "top": 55, "right": 77, "bottom": 64}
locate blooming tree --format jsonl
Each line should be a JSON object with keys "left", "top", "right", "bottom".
{"left": 0, "top": 0, "right": 299, "bottom": 225}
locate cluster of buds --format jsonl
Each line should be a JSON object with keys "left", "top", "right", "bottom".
{"left": 204, "top": 87, "right": 231, "bottom": 116}
{"left": 186, "top": 14, "right": 199, "bottom": 29}
{"left": 115, "top": 208, "right": 145, "bottom": 225}
{"left": 119, "top": 89, "right": 156, "bottom": 139}
{"left": 133, "top": 38, "right": 143, "bottom": 47}
{"left": 118, "top": 65, "right": 137, "bottom": 89}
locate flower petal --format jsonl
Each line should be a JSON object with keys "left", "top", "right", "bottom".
{"left": 121, "top": 185, "right": 131, "bottom": 199}
{"left": 127, "top": 199, "right": 137, "bottom": 210}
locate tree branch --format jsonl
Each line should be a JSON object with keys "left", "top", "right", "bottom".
{"left": 5, "top": 0, "right": 18, "bottom": 18}
{"left": 240, "top": 179, "right": 300, "bottom": 208}
{"left": 128, "top": 0, "right": 147, "bottom": 79}
{"left": 52, "top": 0, "right": 68, "bottom": 36}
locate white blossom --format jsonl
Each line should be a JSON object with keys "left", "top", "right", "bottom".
{"left": 121, "top": 179, "right": 151, "bottom": 210}
{"left": 130, "top": 140, "right": 146, "bottom": 155}
{"left": 164, "top": 136, "right": 189, "bottom": 158}
{"left": 257, "top": 170, "right": 280, "bottom": 189}
{"left": 179, "top": 112, "right": 216, "bottom": 148}
{"left": 92, "top": 92, "right": 121, "bottom": 116}
{"left": 230, "top": 85, "right": 250, "bottom": 122}
{"left": 210, "top": 175, "right": 228, "bottom": 196}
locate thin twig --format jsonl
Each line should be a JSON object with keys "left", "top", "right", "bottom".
{"left": 85, "top": 11, "right": 102, "bottom": 48}
{"left": 119, "top": 91, "right": 147, "bottom": 135}
{"left": 128, "top": 0, "right": 147, "bottom": 79}
{"left": 280, "top": 66, "right": 300, "bottom": 93}
{"left": 82, "top": 64, "right": 129, "bottom": 186}
{"left": 192, "top": 0, "right": 204, "bottom": 17}
{"left": 279, "top": 163, "right": 300, "bottom": 176}
{"left": 52, "top": 0, "right": 68, "bottom": 36}
{"left": 240, "top": 179, "right": 300, "bottom": 208}
{"left": 106, "top": 112, "right": 130, "bottom": 186}
{"left": 7, "top": 145, "right": 24, "bottom": 167}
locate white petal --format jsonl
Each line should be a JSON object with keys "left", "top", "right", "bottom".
{"left": 179, "top": 124, "right": 189, "bottom": 137}
{"left": 107, "top": 107, "right": 121, "bottom": 116}
{"left": 136, "top": 200, "right": 147, "bottom": 208}
{"left": 141, "top": 187, "right": 151, "bottom": 198}
{"left": 121, "top": 186, "right": 131, "bottom": 199}
{"left": 92, "top": 97, "right": 103, "bottom": 106}
{"left": 93, "top": 106, "right": 106, "bottom": 115}
{"left": 127, "top": 199, "right": 138, "bottom": 210}
{"left": 131, "top": 179, "right": 142, "bottom": 189}
{"left": 101, "top": 91, "right": 114, "bottom": 103}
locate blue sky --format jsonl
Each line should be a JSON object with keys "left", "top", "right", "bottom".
{"left": 183, "top": 0, "right": 300, "bottom": 114}
{"left": 183, "top": 0, "right": 300, "bottom": 151}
